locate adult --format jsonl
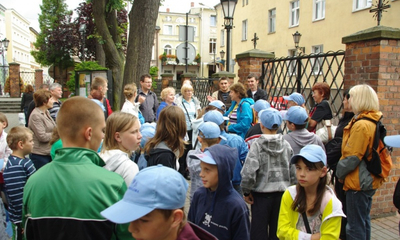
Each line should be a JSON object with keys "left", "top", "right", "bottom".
{"left": 307, "top": 82, "right": 332, "bottom": 132}
{"left": 136, "top": 74, "right": 158, "bottom": 123}
{"left": 88, "top": 77, "right": 113, "bottom": 120}
{"left": 156, "top": 87, "right": 176, "bottom": 120}
{"left": 28, "top": 89, "right": 56, "bottom": 169}
{"left": 225, "top": 82, "right": 254, "bottom": 139}
{"left": 207, "top": 77, "right": 232, "bottom": 109}
{"left": 121, "top": 83, "right": 145, "bottom": 124}
{"left": 246, "top": 73, "right": 268, "bottom": 102}
{"left": 336, "top": 84, "right": 383, "bottom": 240}
{"left": 48, "top": 83, "right": 63, "bottom": 121}
{"left": 21, "top": 84, "right": 34, "bottom": 127}
{"left": 176, "top": 84, "right": 202, "bottom": 179}
{"left": 26, "top": 84, "right": 49, "bottom": 127}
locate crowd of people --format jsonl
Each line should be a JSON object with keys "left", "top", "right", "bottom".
{"left": 0, "top": 73, "right": 395, "bottom": 240}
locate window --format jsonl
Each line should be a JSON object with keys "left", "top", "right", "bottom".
{"left": 220, "top": 30, "right": 225, "bottom": 46}
{"left": 163, "top": 25, "right": 173, "bottom": 35}
{"left": 242, "top": 20, "right": 248, "bottom": 41}
{"left": 313, "top": 0, "right": 325, "bottom": 20}
{"left": 269, "top": 8, "right": 276, "bottom": 33}
{"left": 209, "top": 38, "right": 216, "bottom": 54}
{"left": 288, "top": 49, "right": 297, "bottom": 75}
{"left": 210, "top": 15, "right": 217, "bottom": 26}
{"left": 311, "top": 45, "right": 323, "bottom": 74}
{"left": 242, "top": 0, "right": 248, "bottom": 6}
{"left": 353, "top": 0, "right": 372, "bottom": 11}
{"left": 164, "top": 45, "right": 172, "bottom": 55}
{"left": 290, "top": 0, "right": 300, "bottom": 27}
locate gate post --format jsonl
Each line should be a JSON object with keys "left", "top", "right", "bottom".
{"left": 342, "top": 26, "right": 400, "bottom": 217}
{"left": 35, "top": 69, "right": 43, "bottom": 90}
{"left": 160, "top": 73, "right": 174, "bottom": 90}
{"left": 236, "top": 49, "right": 274, "bottom": 87}
{"left": 8, "top": 62, "right": 21, "bottom": 98}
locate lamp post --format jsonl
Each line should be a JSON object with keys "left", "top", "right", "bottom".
{"left": 220, "top": 50, "right": 225, "bottom": 71}
{"left": 79, "top": 22, "right": 87, "bottom": 61}
{"left": 0, "top": 38, "right": 10, "bottom": 96}
{"left": 292, "top": 31, "right": 302, "bottom": 93}
{"left": 221, "top": 0, "right": 237, "bottom": 72}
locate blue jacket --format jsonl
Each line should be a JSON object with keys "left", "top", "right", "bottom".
{"left": 225, "top": 98, "right": 254, "bottom": 139}
{"left": 188, "top": 145, "right": 250, "bottom": 240}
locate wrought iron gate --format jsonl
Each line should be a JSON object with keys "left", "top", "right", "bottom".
{"left": 261, "top": 50, "right": 345, "bottom": 117}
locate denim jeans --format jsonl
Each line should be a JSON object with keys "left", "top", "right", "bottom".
{"left": 345, "top": 189, "right": 376, "bottom": 240}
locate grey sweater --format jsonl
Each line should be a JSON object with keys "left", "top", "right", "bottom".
{"left": 283, "top": 128, "right": 325, "bottom": 155}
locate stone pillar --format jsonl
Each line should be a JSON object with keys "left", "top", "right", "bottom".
{"left": 236, "top": 49, "right": 275, "bottom": 86}
{"left": 181, "top": 73, "right": 196, "bottom": 83}
{"left": 35, "top": 69, "right": 43, "bottom": 90}
{"left": 9, "top": 62, "right": 21, "bottom": 98}
{"left": 342, "top": 26, "right": 400, "bottom": 216}
{"left": 160, "top": 73, "right": 174, "bottom": 90}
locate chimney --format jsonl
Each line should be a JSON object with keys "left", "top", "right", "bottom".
{"left": 166, "top": 8, "right": 170, "bottom": 12}
{"left": 191, "top": 2, "right": 194, "bottom": 7}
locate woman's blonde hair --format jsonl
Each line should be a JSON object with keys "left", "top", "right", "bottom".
{"left": 180, "top": 84, "right": 194, "bottom": 95}
{"left": 161, "top": 87, "right": 175, "bottom": 101}
{"left": 349, "top": 84, "right": 379, "bottom": 114}
{"left": 144, "top": 106, "right": 186, "bottom": 157}
{"left": 123, "top": 83, "right": 137, "bottom": 100}
{"left": 102, "top": 111, "right": 139, "bottom": 153}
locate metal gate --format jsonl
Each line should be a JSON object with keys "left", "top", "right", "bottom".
{"left": 261, "top": 50, "right": 345, "bottom": 117}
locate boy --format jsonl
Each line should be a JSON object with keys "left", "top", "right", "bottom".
{"left": 89, "top": 76, "right": 113, "bottom": 119}
{"left": 187, "top": 122, "right": 226, "bottom": 201}
{"left": 188, "top": 144, "right": 250, "bottom": 240}
{"left": 22, "top": 97, "right": 132, "bottom": 239}
{"left": 4, "top": 126, "right": 36, "bottom": 240}
{"left": 283, "top": 106, "right": 325, "bottom": 154}
{"left": 101, "top": 165, "right": 217, "bottom": 240}
{"left": 241, "top": 108, "right": 295, "bottom": 240}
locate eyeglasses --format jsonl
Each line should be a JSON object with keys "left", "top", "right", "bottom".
{"left": 346, "top": 93, "right": 350, "bottom": 99}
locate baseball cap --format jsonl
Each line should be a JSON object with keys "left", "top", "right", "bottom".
{"left": 203, "top": 110, "right": 229, "bottom": 125}
{"left": 384, "top": 135, "right": 400, "bottom": 148}
{"left": 290, "top": 144, "right": 327, "bottom": 166}
{"left": 192, "top": 149, "right": 216, "bottom": 165}
{"left": 284, "top": 106, "right": 308, "bottom": 125}
{"left": 209, "top": 100, "right": 227, "bottom": 113}
{"left": 198, "top": 122, "right": 227, "bottom": 140}
{"left": 258, "top": 108, "right": 282, "bottom": 130}
{"left": 283, "top": 92, "right": 305, "bottom": 106}
{"left": 140, "top": 123, "right": 156, "bottom": 148}
{"left": 251, "top": 99, "right": 271, "bottom": 113}
{"left": 101, "top": 165, "right": 188, "bottom": 224}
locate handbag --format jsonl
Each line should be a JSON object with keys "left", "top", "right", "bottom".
{"left": 316, "top": 100, "right": 339, "bottom": 143}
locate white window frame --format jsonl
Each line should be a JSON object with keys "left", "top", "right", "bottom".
{"left": 353, "top": 0, "right": 372, "bottom": 11}
{"left": 242, "top": 20, "right": 248, "bottom": 41}
{"left": 290, "top": 0, "right": 300, "bottom": 27}
{"left": 210, "top": 15, "right": 217, "bottom": 27}
{"left": 311, "top": 45, "right": 323, "bottom": 75}
{"left": 163, "top": 25, "right": 173, "bottom": 35}
{"left": 164, "top": 45, "right": 172, "bottom": 55}
{"left": 269, "top": 8, "right": 276, "bottom": 33}
{"left": 209, "top": 38, "right": 217, "bottom": 54}
{"left": 288, "top": 49, "right": 297, "bottom": 75}
{"left": 220, "top": 29, "right": 225, "bottom": 46}
{"left": 313, "top": 0, "right": 325, "bottom": 21}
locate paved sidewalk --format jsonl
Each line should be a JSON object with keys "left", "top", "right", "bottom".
{"left": 371, "top": 214, "right": 399, "bottom": 240}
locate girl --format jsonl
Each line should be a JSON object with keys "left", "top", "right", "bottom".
{"left": 277, "top": 144, "right": 345, "bottom": 240}
{"left": 144, "top": 106, "right": 186, "bottom": 170}
{"left": 99, "top": 112, "right": 142, "bottom": 186}
{"left": 121, "top": 83, "right": 145, "bottom": 124}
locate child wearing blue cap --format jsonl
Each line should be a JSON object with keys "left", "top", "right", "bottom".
{"left": 277, "top": 144, "right": 345, "bottom": 240}
{"left": 241, "top": 107, "right": 295, "bottom": 240}
{"left": 188, "top": 144, "right": 250, "bottom": 240}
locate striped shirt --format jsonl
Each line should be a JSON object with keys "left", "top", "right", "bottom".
{"left": 49, "top": 100, "right": 62, "bottom": 121}
{"left": 4, "top": 155, "right": 36, "bottom": 223}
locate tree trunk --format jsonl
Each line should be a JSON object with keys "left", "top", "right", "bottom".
{"left": 122, "top": 0, "right": 160, "bottom": 107}
{"left": 96, "top": 41, "right": 106, "bottom": 67}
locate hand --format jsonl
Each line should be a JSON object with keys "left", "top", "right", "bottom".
{"left": 311, "top": 232, "right": 320, "bottom": 240}
{"left": 138, "top": 95, "right": 146, "bottom": 104}
{"left": 338, "top": 179, "right": 344, "bottom": 183}
{"left": 207, "top": 95, "right": 215, "bottom": 102}
{"left": 244, "top": 193, "right": 254, "bottom": 204}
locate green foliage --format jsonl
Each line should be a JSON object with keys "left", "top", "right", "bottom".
{"left": 66, "top": 61, "right": 108, "bottom": 92}
{"left": 149, "top": 66, "right": 159, "bottom": 78}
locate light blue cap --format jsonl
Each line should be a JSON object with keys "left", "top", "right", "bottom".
{"left": 140, "top": 123, "right": 156, "bottom": 148}
{"left": 283, "top": 92, "right": 305, "bottom": 106}
{"left": 284, "top": 106, "right": 308, "bottom": 125}
{"left": 192, "top": 150, "right": 216, "bottom": 165}
{"left": 384, "top": 135, "right": 400, "bottom": 148}
{"left": 251, "top": 99, "right": 271, "bottom": 113}
{"left": 198, "top": 122, "right": 226, "bottom": 140}
{"left": 290, "top": 144, "right": 327, "bottom": 166}
{"left": 209, "top": 100, "right": 227, "bottom": 113}
{"left": 259, "top": 108, "right": 282, "bottom": 129}
{"left": 101, "top": 165, "right": 188, "bottom": 224}
{"left": 203, "top": 110, "right": 228, "bottom": 125}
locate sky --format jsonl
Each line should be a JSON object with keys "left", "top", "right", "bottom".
{"left": 0, "top": 0, "right": 220, "bottom": 32}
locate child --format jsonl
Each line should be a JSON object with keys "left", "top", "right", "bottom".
{"left": 188, "top": 144, "right": 250, "bottom": 240}
{"left": 99, "top": 112, "right": 142, "bottom": 186}
{"left": 4, "top": 126, "right": 36, "bottom": 240}
{"left": 241, "top": 108, "right": 295, "bottom": 240}
{"left": 186, "top": 122, "right": 226, "bottom": 201}
{"left": 277, "top": 144, "right": 345, "bottom": 240}
{"left": 144, "top": 106, "right": 186, "bottom": 170}
{"left": 121, "top": 83, "right": 145, "bottom": 124}
{"left": 101, "top": 165, "right": 217, "bottom": 240}
{"left": 0, "top": 113, "right": 11, "bottom": 164}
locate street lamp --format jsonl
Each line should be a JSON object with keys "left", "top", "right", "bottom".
{"left": 220, "top": 50, "right": 225, "bottom": 71}
{"left": 292, "top": 31, "right": 305, "bottom": 54}
{"left": 292, "top": 32, "right": 303, "bottom": 93}
{"left": 0, "top": 38, "right": 10, "bottom": 96}
{"left": 79, "top": 22, "right": 87, "bottom": 61}
{"left": 221, "top": 0, "right": 237, "bottom": 72}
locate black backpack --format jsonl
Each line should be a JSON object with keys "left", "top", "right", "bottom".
{"left": 394, "top": 178, "right": 400, "bottom": 213}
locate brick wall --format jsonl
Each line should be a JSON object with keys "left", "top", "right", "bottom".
{"left": 236, "top": 49, "right": 274, "bottom": 86}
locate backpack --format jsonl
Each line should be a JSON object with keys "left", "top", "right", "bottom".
{"left": 358, "top": 117, "right": 393, "bottom": 178}
{"left": 393, "top": 178, "right": 400, "bottom": 212}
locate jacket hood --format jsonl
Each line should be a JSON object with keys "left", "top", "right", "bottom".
{"left": 286, "top": 129, "right": 321, "bottom": 146}
{"left": 257, "top": 134, "right": 287, "bottom": 157}
{"left": 99, "top": 149, "right": 129, "bottom": 172}
{"left": 238, "top": 97, "right": 254, "bottom": 107}
{"left": 355, "top": 110, "right": 382, "bottom": 122}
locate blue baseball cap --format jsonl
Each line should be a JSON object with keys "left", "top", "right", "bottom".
{"left": 101, "top": 165, "right": 188, "bottom": 224}
{"left": 259, "top": 108, "right": 282, "bottom": 130}
{"left": 192, "top": 149, "right": 216, "bottom": 165}
{"left": 209, "top": 100, "right": 227, "bottom": 113}
{"left": 198, "top": 122, "right": 227, "bottom": 140}
{"left": 140, "top": 123, "right": 156, "bottom": 148}
{"left": 283, "top": 92, "right": 305, "bottom": 106}
{"left": 290, "top": 144, "right": 327, "bottom": 166}
{"left": 203, "top": 110, "right": 228, "bottom": 125}
{"left": 251, "top": 99, "right": 271, "bottom": 113}
{"left": 384, "top": 135, "right": 400, "bottom": 148}
{"left": 284, "top": 106, "right": 308, "bottom": 125}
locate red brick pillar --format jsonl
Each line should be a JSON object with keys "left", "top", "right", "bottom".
{"left": 160, "top": 73, "right": 174, "bottom": 90}
{"left": 342, "top": 26, "right": 400, "bottom": 216}
{"left": 9, "top": 62, "right": 21, "bottom": 98}
{"left": 236, "top": 49, "right": 274, "bottom": 86}
{"left": 34, "top": 69, "right": 43, "bottom": 90}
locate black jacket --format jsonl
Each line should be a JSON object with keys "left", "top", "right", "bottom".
{"left": 246, "top": 88, "right": 268, "bottom": 102}
{"left": 146, "top": 147, "right": 177, "bottom": 169}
